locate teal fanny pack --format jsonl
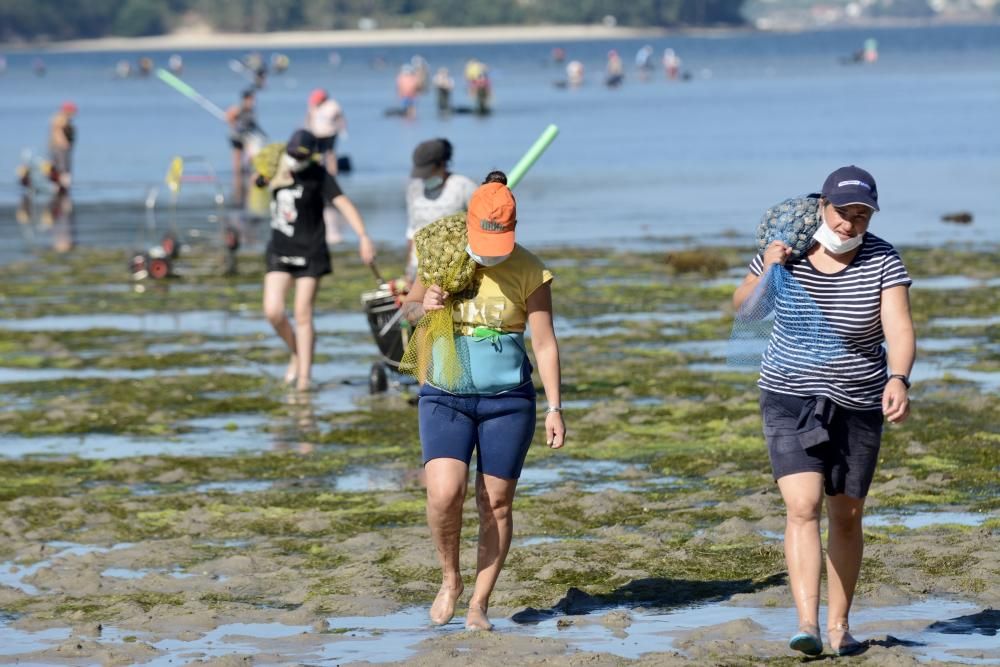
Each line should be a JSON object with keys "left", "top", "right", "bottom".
{"left": 431, "top": 328, "right": 530, "bottom": 395}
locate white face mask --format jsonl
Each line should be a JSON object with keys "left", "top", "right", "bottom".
{"left": 466, "top": 244, "right": 510, "bottom": 267}
{"left": 812, "top": 208, "right": 865, "bottom": 255}
{"left": 423, "top": 175, "right": 445, "bottom": 193}
{"left": 283, "top": 153, "right": 311, "bottom": 173}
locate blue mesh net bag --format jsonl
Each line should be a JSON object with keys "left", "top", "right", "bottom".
{"left": 729, "top": 194, "right": 846, "bottom": 371}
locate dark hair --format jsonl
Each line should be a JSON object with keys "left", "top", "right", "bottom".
{"left": 241, "top": 88, "right": 255, "bottom": 100}
{"left": 482, "top": 170, "right": 507, "bottom": 185}
{"left": 438, "top": 138, "right": 453, "bottom": 164}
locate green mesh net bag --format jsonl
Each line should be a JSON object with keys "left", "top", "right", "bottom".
{"left": 399, "top": 213, "right": 480, "bottom": 391}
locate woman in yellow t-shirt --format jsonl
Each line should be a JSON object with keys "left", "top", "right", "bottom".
{"left": 403, "top": 172, "right": 566, "bottom": 631}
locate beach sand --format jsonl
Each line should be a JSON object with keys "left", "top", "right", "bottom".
{"left": 36, "top": 24, "right": 672, "bottom": 54}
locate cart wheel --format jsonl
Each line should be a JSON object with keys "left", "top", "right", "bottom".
{"left": 149, "top": 257, "right": 171, "bottom": 279}
{"left": 369, "top": 362, "right": 389, "bottom": 394}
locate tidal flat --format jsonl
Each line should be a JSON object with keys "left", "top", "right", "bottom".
{"left": 0, "top": 242, "right": 996, "bottom": 665}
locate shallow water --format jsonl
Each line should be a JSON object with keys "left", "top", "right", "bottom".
{"left": 865, "top": 511, "right": 991, "bottom": 530}
{"left": 0, "top": 541, "right": 135, "bottom": 596}
{"left": 929, "top": 315, "right": 1000, "bottom": 329}
{"left": 8, "top": 597, "right": 993, "bottom": 664}
{"left": 2, "top": 25, "right": 999, "bottom": 257}
{"left": 0, "top": 310, "right": 369, "bottom": 336}
{"left": 0, "top": 429, "right": 272, "bottom": 459}
{"left": 913, "top": 276, "right": 1000, "bottom": 291}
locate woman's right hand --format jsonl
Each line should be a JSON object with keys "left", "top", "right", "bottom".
{"left": 762, "top": 240, "right": 792, "bottom": 269}
{"left": 422, "top": 284, "right": 448, "bottom": 311}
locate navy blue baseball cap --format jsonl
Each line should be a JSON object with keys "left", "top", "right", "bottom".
{"left": 821, "top": 165, "right": 879, "bottom": 211}
{"left": 285, "top": 129, "right": 318, "bottom": 158}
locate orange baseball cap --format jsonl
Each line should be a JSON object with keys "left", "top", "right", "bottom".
{"left": 467, "top": 182, "right": 516, "bottom": 256}
{"left": 308, "top": 88, "right": 327, "bottom": 107}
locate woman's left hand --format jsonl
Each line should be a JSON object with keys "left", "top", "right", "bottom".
{"left": 358, "top": 235, "right": 376, "bottom": 265}
{"left": 882, "top": 379, "right": 910, "bottom": 424}
{"left": 545, "top": 412, "right": 566, "bottom": 449}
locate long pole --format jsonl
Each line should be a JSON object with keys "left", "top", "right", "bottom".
{"left": 155, "top": 69, "right": 228, "bottom": 122}
{"left": 507, "top": 124, "right": 559, "bottom": 189}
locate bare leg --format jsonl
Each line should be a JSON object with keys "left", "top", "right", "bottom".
{"left": 262, "top": 272, "right": 296, "bottom": 383}
{"left": 777, "top": 472, "right": 824, "bottom": 638}
{"left": 231, "top": 147, "right": 245, "bottom": 207}
{"left": 424, "top": 458, "right": 468, "bottom": 625}
{"left": 292, "top": 276, "right": 319, "bottom": 391}
{"left": 467, "top": 472, "right": 518, "bottom": 631}
{"left": 826, "top": 493, "right": 866, "bottom": 651}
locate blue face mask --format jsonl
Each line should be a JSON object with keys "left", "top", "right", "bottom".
{"left": 423, "top": 175, "right": 445, "bottom": 194}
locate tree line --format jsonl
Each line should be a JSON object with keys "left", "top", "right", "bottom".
{"left": 0, "top": 0, "right": 746, "bottom": 41}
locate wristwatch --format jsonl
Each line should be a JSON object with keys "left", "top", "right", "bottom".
{"left": 888, "top": 374, "right": 911, "bottom": 389}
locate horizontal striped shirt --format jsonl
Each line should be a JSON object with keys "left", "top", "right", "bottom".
{"left": 749, "top": 233, "right": 911, "bottom": 409}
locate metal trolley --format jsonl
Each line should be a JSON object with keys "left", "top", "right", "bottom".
{"left": 360, "top": 265, "right": 411, "bottom": 393}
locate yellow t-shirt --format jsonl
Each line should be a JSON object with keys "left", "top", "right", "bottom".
{"left": 451, "top": 244, "right": 553, "bottom": 335}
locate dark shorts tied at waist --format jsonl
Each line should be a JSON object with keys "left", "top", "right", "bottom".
{"left": 760, "top": 389, "right": 883, "bottom": 498}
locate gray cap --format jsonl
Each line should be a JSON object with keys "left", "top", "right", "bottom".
{"left": 411, "top": 138, "right": 452, "bottom": 178}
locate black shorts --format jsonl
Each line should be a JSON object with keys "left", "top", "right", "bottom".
{"left": 230, "top": 138, "right": 245, "bottom": 150}
{"left": 316, "top": 135, "right": 337, "bottom": 153}
{"left": 265, "top": 249, "right": 331, "bottom": 279}
{"left": 760, "top": 390, "right": 883, "bottom": 498}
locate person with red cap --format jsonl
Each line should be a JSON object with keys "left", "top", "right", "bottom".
{"left": 304, "top": 88, "right": 346, "bottom": 175}
{"left": 305, "top": 88, "right": 349, "bottom": 243}
{"left": 48, "top": 101, "right": 77, "bottom": 189}
{"left": 402, "top": 171, "right": 566, "bottom": 632}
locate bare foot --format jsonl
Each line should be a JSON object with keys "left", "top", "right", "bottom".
{"left": 465, "top": 602, "right": 493, "bottom": 631}
{"left": 295, "top": 377, "right": 313, "bottom": 393}
{"left": 283, "top": 356, "right": 298, "bottom": 385}
{"left": 429, "top": 582, "right": 463, "bottom": 626}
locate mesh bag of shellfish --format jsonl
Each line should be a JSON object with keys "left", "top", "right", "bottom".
{"left": 727, "top": 194, "right": 846, "bottom": 372}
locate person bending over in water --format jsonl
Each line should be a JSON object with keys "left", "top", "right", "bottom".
{"left": 733, "top": 166, "right": 914, "bottom": 657}
{"left": 262, "top": 130, "right": 375, "bottom": 391}
{"left": 403, "top": 172, "right": 566, "bottom": 630}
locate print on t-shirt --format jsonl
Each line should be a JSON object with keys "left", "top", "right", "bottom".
{"left": 271, "top": 185, "right": 304, "bottom": 237}
{"left": 454, "top": 297, "right": 506, "bottom": 330}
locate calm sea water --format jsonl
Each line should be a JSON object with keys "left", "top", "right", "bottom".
{"left": 0, "top": 23, "right": 998, "bottom": 263}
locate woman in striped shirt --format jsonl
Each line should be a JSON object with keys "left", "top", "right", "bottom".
{"left": 733, "top": 166, "right": 915, "bottom": 656}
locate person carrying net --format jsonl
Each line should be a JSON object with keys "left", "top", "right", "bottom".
{"left": 400, "top": 172, "right": 565, "bottom": 631}
{"left": 259, "top": 130, "right": 375, "bottom": 392}
{"left": 732, "top": 166, "right": 915, "bottom": 656}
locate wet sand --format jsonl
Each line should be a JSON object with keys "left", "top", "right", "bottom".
{"left": 0, "top": 241, "right": 996, "bottom": 664}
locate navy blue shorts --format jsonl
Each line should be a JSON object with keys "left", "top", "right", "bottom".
{"left": 418, "top": 382, "right": 536, "bottom": 480}
{"left": 760, "top": 390, "right": 883, "bottom": 498}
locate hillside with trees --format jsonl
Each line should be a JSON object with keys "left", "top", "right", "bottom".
{"left": 0, "top": 0, "right": 747, "bottom": 42}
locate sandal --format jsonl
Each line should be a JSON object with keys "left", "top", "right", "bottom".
{"left": 829, "top": 621, "right": 864, "bottom": 656}
{"left": 789, "top": 623, "right": 823, "bottom": 656}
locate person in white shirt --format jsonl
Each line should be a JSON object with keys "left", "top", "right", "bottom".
{"left": 305, "top": 88, "right": 346, "bottom": 175}
{"left": 405, "top": 138, "right": 476, "bottom": 283}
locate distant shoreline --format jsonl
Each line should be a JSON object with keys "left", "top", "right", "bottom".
{"left": 22, "top": 25, "right": 673, "bottom": 54}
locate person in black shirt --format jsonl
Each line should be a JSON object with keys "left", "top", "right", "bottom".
{"left": 262, "top": 129, "right": 376, "bottom": 391}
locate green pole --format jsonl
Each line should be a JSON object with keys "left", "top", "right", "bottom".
{"left": 507, "top": 124, "right": 559, "bottom": 189}
{"left": 155, "top": 68, "right": 229, "bottom": 122}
